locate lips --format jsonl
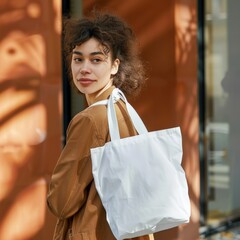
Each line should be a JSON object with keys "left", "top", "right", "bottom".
{"left": 78, "top": 78, "right": 95, "bottom": 86}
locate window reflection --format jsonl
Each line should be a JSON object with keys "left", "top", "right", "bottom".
{"left": 205, "top": 0, "right": 240, "bottom": 224}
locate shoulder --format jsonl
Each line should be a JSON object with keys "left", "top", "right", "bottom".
{"left": 66, "top": 104, "right": 108, "bottom": 144}
{"left": 71, "top": 104, "right": 107, "bottom": 128}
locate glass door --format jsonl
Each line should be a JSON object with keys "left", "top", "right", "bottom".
{"left": 204, "top": 0, "right": 240, "bottom": 225}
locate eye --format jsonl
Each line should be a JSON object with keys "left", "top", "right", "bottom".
{"left": 92, "top": 58, "right": 102, "bottom": 63}
{"left": 73, "top": 57, "right": 83, "bottom": 62}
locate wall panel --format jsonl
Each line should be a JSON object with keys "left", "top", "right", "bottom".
{"left": 0, "top": 1, "right": 62, "bottom": 239}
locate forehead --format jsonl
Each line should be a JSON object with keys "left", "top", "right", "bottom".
{"left": 73, "top": 38, "right": 110, "bottom": 55}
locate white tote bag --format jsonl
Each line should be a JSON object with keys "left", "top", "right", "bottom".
{"left": 90, "top": 88, "right": 191, "bottom": 240}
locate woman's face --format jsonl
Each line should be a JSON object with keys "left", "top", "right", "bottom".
{"left": 71, "top": 38, "right": 119, "bottom": 98}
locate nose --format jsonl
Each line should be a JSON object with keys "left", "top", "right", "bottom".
{"left": 80, "top": 61, "right": 91, "bottom": 75}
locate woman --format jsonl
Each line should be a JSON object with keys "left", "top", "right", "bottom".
{"left": 47, "top": 12, "right": 151, "bottom": 240}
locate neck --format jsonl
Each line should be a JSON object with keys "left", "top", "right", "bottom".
{"left": 86, "top": 80, "right": 113, "bottom": 105}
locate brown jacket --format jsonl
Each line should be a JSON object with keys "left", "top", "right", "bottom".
{"left": 47, "top": 87, "right": 153, "bottom": 240}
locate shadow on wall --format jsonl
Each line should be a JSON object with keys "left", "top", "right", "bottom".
{"left": 175, "top": 2, "right": 200, "bottom": 240}
{"left": 0, "top": 1, "right": 62, "bottom": 239}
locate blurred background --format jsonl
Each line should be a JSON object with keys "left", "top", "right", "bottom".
{"left": 0, "top": 0, "right": 239, "bottom": 239}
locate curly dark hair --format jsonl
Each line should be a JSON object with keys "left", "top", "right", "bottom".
{"left": 63, "top": 12, "right": 146, "bottom": 96}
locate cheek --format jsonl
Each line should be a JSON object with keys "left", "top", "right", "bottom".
{"left": 102, "top": 69, "right": 112, "bottom": 80}
{"left": 71, "top": 64, "right": 78, "bottom": 76}
{"left": 70, "top": 62, "right": 74, "bottom": 73}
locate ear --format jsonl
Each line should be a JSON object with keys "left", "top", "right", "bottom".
{"left": 111, "top": 59, "right": 120, "bottom": 75}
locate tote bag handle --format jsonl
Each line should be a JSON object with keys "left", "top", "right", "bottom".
{"left": 107, "top": 88, "right": 148, "bottom": 141}
{"left": 90, "top": 88, "right": 148, "bottom": 141}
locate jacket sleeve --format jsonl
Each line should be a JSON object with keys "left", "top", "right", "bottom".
{"left": 47, "top": 113, "right": 103, "bottom": 219}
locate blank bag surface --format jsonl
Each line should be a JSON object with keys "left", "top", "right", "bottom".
{"left": 90, "top": 88, "right": 191, "bottom": 240}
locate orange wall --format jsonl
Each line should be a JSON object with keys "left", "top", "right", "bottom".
{"left": 83, "top": 1, "right": 200, "bottom": 239}
{"left": 0, "top": 1, "right": 61, "bottom": 239}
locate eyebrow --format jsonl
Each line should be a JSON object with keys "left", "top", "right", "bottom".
{"left": 72, "top": 50, "right": 105, "bottom": 56}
